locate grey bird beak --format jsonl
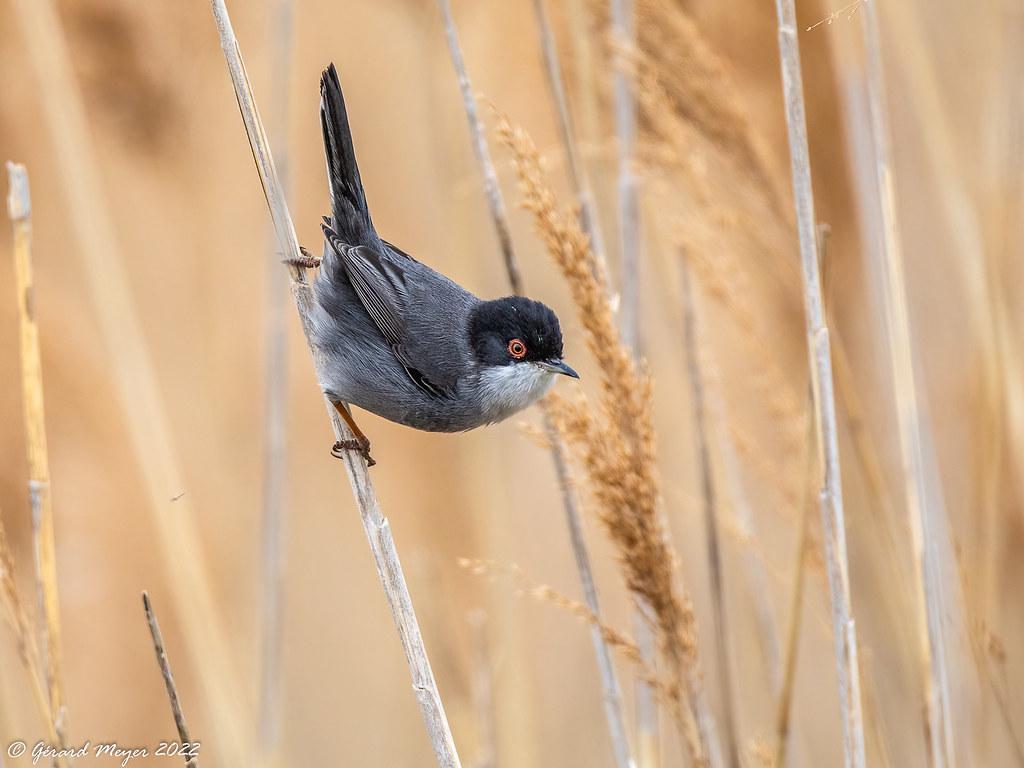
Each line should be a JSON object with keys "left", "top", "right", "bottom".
{"left": 539, "top": 359, "right": 580, "bottom": 379}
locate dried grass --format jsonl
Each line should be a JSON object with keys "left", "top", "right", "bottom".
{"left": 495, "top": 113, "right": 719, "bottom": 767}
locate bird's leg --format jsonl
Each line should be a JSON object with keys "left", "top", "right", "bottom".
{"left": 330, "top": 400, "right": 376, "bottom": 467}
{"left": 282, "top": 245, "right": 321, "bottom": 270}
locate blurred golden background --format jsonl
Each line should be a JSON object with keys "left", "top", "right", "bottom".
{"left": 0, "top": 0, "right": 1021, "bottom": 766}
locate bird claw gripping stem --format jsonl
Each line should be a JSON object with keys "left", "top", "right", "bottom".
{"left": 332, "top": 436, "right": 376, "bottom": 467}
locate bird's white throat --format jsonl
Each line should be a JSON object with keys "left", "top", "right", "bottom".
{"left": 477, "top": 363, "right": 557, "bottom": 423}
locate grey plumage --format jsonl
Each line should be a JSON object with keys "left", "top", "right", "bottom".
{"left": 309, "top": 64, "right": 576, "bottom": 434}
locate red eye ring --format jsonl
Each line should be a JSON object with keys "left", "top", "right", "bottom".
{"left": 508, "top": 338, "right": 527, "bottom": 359}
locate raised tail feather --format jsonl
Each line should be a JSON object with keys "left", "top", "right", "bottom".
{"left": 320, "top": 63, "right": 376, "bottom": 246}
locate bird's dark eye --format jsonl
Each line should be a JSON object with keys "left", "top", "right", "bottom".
{"left": 508, "top": 338, "right": 527, "bottom": 359}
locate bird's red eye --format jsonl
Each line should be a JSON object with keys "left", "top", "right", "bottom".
{"left": 508, "top": 338, "right": 527, "bottom": 359}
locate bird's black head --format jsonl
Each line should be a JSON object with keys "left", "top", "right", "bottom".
{"left": 468, "top": 296, "right": 577, "bottom": 377}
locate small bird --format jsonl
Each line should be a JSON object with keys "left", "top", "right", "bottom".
{"left": 295, "top": 64, "right": 578, "bottom": 466}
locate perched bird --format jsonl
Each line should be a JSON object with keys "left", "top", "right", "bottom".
{"left": 293, "top": 64, "right": 578, "bottom": 466}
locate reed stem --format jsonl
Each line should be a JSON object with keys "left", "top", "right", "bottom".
{"left": 209, "top": 2, "right": 461, "bottom": 765}
{"left": 771, "top": 3, "right": 866, "bottom": 766}
{"left": 143, "top": 593, "right": 200, "bottom": 768}
{"left": 858, "top": 3, "right": 954, "bottom": 764}
{"left": 437, "top": 5, "right": 636, "bottom": 767}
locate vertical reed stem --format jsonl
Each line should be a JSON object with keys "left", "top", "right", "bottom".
{"left": 5, "top": 162, "right": 67, "bottom": 745}
{"left": 208, "top": 3, "right": 461, "bottom": 765}
{"left": 680, "top": 256, "right": 740, "bottom": 768}
{"left": 771, "top": 3, "right": 866, "bottom": 766}
{"left": 529, "top": 0, "right": 609, "bottom": 274}
{"left": 257, "top": 1, "right": 293, "bottom": 762}
{"left": 437, "top": 5, "right": 635, "bottom": 767}
{"left": 858, "top": 4, "right": 954, "bottom": 765}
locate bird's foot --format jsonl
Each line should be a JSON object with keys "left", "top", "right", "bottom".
{"left": 331, "top": 436, "right": 376, "bottom": 467}
{"left": 283, "top": 245, "right": 321, "bottom": 270}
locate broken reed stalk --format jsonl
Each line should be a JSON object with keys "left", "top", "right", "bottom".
{"left": 774, "top": 224, "right": 830, "bottom": 767}
{"left": 771, "top": 3, "right": 866, "bottom": 767}
{"left": 6, "top": 161, "right": 67, "bottom": 744}
{"left": 257, "top": 0, "right": 293, "bottom": 762}
{"left": 497, "top": 117, "right": 723, "bottom": 768}
{"left": 680, "top": 254, "right": 740, "bottom": 768}
{"left": 143, "top": 592, "right": 199, "bottom": 768}
{"left": 529, "top": 0, "right": 609, "bottom": 272}
{"left": 12, "top": 1, "right": 247, "bottom": 762}
{"left": 436, "top": 6, "right": 635, "bottom": 768}
{"left": 859, "top": 4, "right": 955, "bottom": 765}
{"left": 207, "top": 3, "right": 460, "bottom": 766}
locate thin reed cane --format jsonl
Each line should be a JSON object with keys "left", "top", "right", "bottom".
{"left": 771, "top": 3, "right": 866, "bottom": 766}
{"left": 680, "top": 255, "right": 740, "bottom": 768}
{"left": 143, "top": 593, "right": 199, "bottom": 768}
{"left": 858, "top": 4, "right": 954, "bottom": 765}
{"left": 5, "top": 161, "right": 67, "bottom": 744}
{"left": 11, "top": 2, "right": 247, "bottom": 761}
{"left": 436, "top": 5, "right": 635, "bottom": 767}
{"left": 208, "top": 3, "right": 460, "bottom": 765}
{"left": 529, "top": 0, "right": 609, "bottom": 272}
{"left": 774, "top": 224, "right": 830, "bottom": 768}
{"left": 0, "top": 505, "right": 65, "bottom": 768}
{"left": 257, "top": 0, "right": 293, "bottom": 762}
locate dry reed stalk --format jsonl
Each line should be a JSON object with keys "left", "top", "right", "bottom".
{"left": 609, "top": 3, "right": 658, "bottom": 761}
{"left": 5, "top": 161, "right": 67, "bottom": 744}
{"left": 497, "top": 116, "right": 724, "bottom": 768}
{"left": 529, "top": 0, "right": 609, "bottom": 274}
{"left": 857, "top": 4, "right": 954, "bottom": 765}
{"left": 11, "top": 2, "right": 248, "bottom": 762}
{"left": 772, "top": 4, "right": 866, "bottom": 767}
{"left": 466, "top": 612, "right": 496, "bottom": 768}
{"left": 611, "top": 0, "right": 642, "bottom": 356}
{"left": 207, "top": 3, "right": 460, "bottom": 765}
{"left": 436, "top": 0, "right": 520, "bottom": 291}
{"left": 257, "top": 1, "right": 293, "bottom": 763}
{"left": 436, "top": 7, "right": 635, "bottom": 768}
{"left": 0, "top": 508, "right": 65, "bottom": 767}
{"left": 142, "top": 593, "right": 199, "bottom": 768}
{"left": 680, "top": 254, "right": 740, "bottom": 767}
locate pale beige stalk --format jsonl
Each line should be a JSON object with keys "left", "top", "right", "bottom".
{"left": 858, "top": 3, "right": 955, "bottom": 764}
{"left": 772, "top": 2, "right": 866, "bottom": 766}
{"left": 5, "top": 162, "right": 66, "bottom": 745}
{"left": 208, "top": 2, "right": 460, "bottom": 765}
{"left": 10, "top": 2, "right": 247, "bottom": 761}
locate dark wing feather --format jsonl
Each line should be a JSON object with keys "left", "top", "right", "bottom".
{"left": 321, "top": 225, "right": 454, "bottom": 397}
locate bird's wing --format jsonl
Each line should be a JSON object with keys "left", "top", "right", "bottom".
{"left": 322, "top": 224, "right": 457, "bottom": 397}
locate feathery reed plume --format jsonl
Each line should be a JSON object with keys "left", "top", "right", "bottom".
{"left": 529, "top": 0, "right": 609, "bottom": 275}
{"left": 0, "top": 507, "right": 65, "bottom": 766}
{"left": 680, "top": 252, "right": 740, "bottom": 768}
{"left": 208, "top": 3, "right": 460, "bottom": 765}
{"left": 496, "top": 114, "right": 723, "bottom": 768}
{"left": 437, "top": 7, "right": 635, "bottom": 767}
{"left": 143, "top": 592, "right": 199, "bottom": 768}
{"left": 6, "top": 161, "right": 68, "bottom": 744}
{"left": 257, "top": 1, "right": 293, "bottom": 763}
{"left": 11, "top": 1, "right": 247, "bottom": 761}
{"left": 589, "top": 0, "right": 785, "bottom": 213}
{"left": 858, "top": 3, "right": 954, "bottom": 764}
{"left": 772, "top": 3, "right": 866, "bottom": 767}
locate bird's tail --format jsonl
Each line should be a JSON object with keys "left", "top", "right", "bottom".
{"left": 320, "top": 63, "right": 376, "bottom": 246}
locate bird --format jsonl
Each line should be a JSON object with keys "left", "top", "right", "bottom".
{"left": 290, "top": 64, "right": 579, "bottom": 467}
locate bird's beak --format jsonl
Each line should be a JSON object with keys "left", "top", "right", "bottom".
{"left": 539, "top": 359, "right": 580, "bottom": 379}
